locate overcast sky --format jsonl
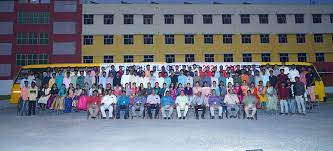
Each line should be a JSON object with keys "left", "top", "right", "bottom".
{"left": 95, "top": 0, "right": 333, "bottom": 4}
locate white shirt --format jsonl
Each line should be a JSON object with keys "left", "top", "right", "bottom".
{"left": 129, "top": 75, "right": 137, "bottom": 84}
{"left": 211, "top": 77, "right": 218, "bottom": 84}
{"left": 186, "top": 76, "right": 193, "bottom": 87}
{"left": 157, "top": 77, "right": 165, "bottom": 88}
{"left": 288, "top": 69, "right": 300, "bottom": 83}
{"left": 226, "top": 77, "right": 234, "bottom": 85}
{"left": 280, "top": 66, "right": 290, "bottom": 75}
{"left": 224, "top": 94, "right": 239, "bottom": 105}
{"left": 101, "top": 95, "right": 117, "bottom": 106}
{"left": 121, "top": 74, "right": 130, "bottom": 87}
{"left": 143, "top": 77, "right": 150, "bottom": 88}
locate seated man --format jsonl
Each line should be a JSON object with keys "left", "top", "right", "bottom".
{"left": 209, "top": 89, "right": 223, "bottom": 119}
{"left": 192, "top": 91, "right": 206, "bottom": 120}
{"left": 243, "top": 90, "right": 258, "bottom": 119}
{"left": 88, "top": 90, "right": 101, "bottom": 119}
{"left": 100, "top": 90, "right": 117, "bottom": 119}
{"left": 160, "top": 91, "right": 174, "bottom": 119}
{"left": 131, "top": 92, "right": 146, "bottom": 118}
{"left": 116, "top": 90, "right": 130, "bottom": 119}
{"left": 224, "top": 89, "right": 240, "bottom": 118}
{"left": 146, "top": 90, "right": 160, "bottom": 119}
{"left": 176, "top": 90, "right": 189, "bottom": 119}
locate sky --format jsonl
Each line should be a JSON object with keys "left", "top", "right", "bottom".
{"left": 95, "top": 0, "right": 333, "bottom": 4}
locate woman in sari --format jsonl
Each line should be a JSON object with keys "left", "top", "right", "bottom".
{"left": 240, "top": 80, "right": 249, "bottom": 103}
{"left": 47, "top": 84, "right": 58, "bottom": 109}
{"left": 257, "top": 80, "right": 267, "bottom": 110}
{"left": 38, "top": 83, "right": 50, "bottom": 110}
{"left": 266, "top": 82, "right": 278, "bottom": 112}
{"left": 64, "top": 83, "right": 75, "bottom": 113}
{"left": 169, "top": 82, "right": 177, "bottom": 101}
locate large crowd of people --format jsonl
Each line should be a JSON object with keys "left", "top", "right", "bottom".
{"left": 17, "top": 62, "right": 318, "bottom": 120}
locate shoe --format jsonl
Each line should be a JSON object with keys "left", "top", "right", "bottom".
{"left": 101, "top": 117, "right": 106, "bottom": 119}
{"left": 219, "top": 116, "right": 222, "bottom": 119}
{"left": 168, "top": 117, "right": 171, "bottom": 119}
{"left": 285, "top": 113, "right": 288, "bottom": 115}
{"left": 109, "top": 117, "right": 112, "bottom": 119}
{"left": 247, "top": 117, "right": 250, "bottom": 119}
{"left": 164, "top": 117, "right": 167, "bottom": 120}
{"left": 183, "top": 117, "right": 186, "bottom": 120}
{"left": 179, "top": 117, "right": 182, "bottom": 119}
{"left": 211, "top": 116, "right": 214, "bottom": 119}
{"left": 280, "top": 113, "right": 283, "bottom": 115}
{"left": 251, "top": 117, "right": 254, "bottom": 120}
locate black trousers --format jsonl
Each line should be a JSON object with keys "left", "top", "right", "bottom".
{"left": 147, "top": 104, "right": 160, "bottom": 119}
{"left": 195, "top": 105, "right": 206, "bottom": 118}
{"left": 28, "top": 101, "right": 36, "bottom": 115}
{"left": 116, "top": 105, "right": 129, "bottom": 119}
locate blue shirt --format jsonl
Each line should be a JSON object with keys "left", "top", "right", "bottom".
{"left": 133, "top": 96, "right": 146, "bottom": 104}
{"left": 202, "top": 76, "right": 211, "bottom": 87}
{"left": 161, "top": 96, "right": 174, "bottom": 106}
{"left": 208, "top": 96, "right": 223, "bottom": 105}
{"left": 218, "top": 77, "right": 226, "bottom": 86}
{"left": 164, "top": 77, "right": 171, "bottom": 88}
{"left": 58, "top": 88, "right": 67, "bottom": 97}
{"left": 55, "top": 75, "right": 64, "bottom": 89}
{"left": 117, "top": 95, "right": 130, "bottom": 106}
{"left": 178, "top": 74, "right": 187, "bottom": 86}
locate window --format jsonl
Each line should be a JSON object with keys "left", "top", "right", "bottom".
{"left": 124, "top": 14, "right": 134, "bottom": 24}
{"left": 104, "top": 56, "right": 114, "bottom": 63}
{"left": 241, "top": 34, "right": 251, "bottom": 44}
{"left": 123, "top": 35, "right": 134, "bottom": 44}
{"left": 314, "top": 34, "right": 323, "bottom": 43}
{"left": 224, "top": 54, "right": 233, "bottom": 62}
{"left": 185, "top": 34, "right": 194, "bottom": 44}
{"left": 223, "top": 34, "right": 232, "bottom": 44}
{"left": 26, "top": 54, "right": 38, "bottom": 65}
{"left": 165, "top": 34, "right": 174, "bottom": 44}
{"left": 104, "top": 35, "right": 113, "bottom": 45}
{"left": 312, "top": 14, "right": 322, "bottom": 23}
{"left": 39, "top": 32, "right": 48, "bottom": 45}
{"left": 38, "top": 54, "right": 48, "bottom": 64}
{"left": 16, "top": 54, "right": 26, "bottom": 66}
{"left": 28, "top": 32, "right": 38, "bottom": 44}
{"left": 296, "top": 34, "right": 306, "bottom": 43}
{"left": 83, "top": 35, "right": 93, "bottom": 45}
{"left": 222, "top": 14, "right": 232, "bottom": 24}
{"left": 17, "top": 12, "right": 49, "bottom": 24}
{"left": 185, "top": 54, "right": 195, "bottom": 62}
{"left": 143, "top": 14, "right": 153, "bottom": 24}
{"left": 165, "top": 54, "right": 175, "bottom": 63}
{"left": 17, "top": 33, "right": 27, "bottom": 45}
{"left": 242, "top": 53, "right": 252, "bottom": 62}
{"left": 204, "top": 34, "right": 213, "bottom": 44}
{"left": 278, "top": 34, "right": 288, "bottom": 43}
{"left": 184, "top": 14, "right": 193, "bottom": 24}
{"left": 204, "top": 54, "right": 214, "bottom": 62}
{"left": 164, "top": 14, "right": 174, "bottom": 24}
{"left": 83, "top": 56, "right": 93, "bottom": 63}
{"left": 203, "top": 14, "right": 212, "bottom": 24}
{"left": 279, "top": 53, "right": 289, "bottom": 62}
{"left": 144, "top": 34, "right": 153, "bottom": 44}
{"left": 124, "top": 55, "right": 133, "bottom": 63}
{"left": 330, "top": 14, "right": 333, "bottom": 23}
{"left": 16, "top": 32, "right": 48, "bottom": 45}
{"left": 261, "top": 53, "right": 271, "bottom": 62}
{"left": 259, "top": 14, "right": 268, "bottom": 24}
{"left": 260, "top": 34, "right": 269, "bottom": 43}
{"left": 104, "top": 14, "right": 114, "bottom": 24}
{"left": 240, "top": 14, "right": 250, "bottom": 24}
{"left": 277, "top": 14, "right": 286, "bottom": 24}
{"left": 315, "top": 53, "right": 325, "bottom": 62}
{"left": 295, "top": 14, "right": 304, "bottom": 24}
{"left": 298, "top": 53, "right": 307, "bottom": 62}
{"left": 144, "top": 55, "right": 154, "bottom": 62}
{"left": 83, "top": 14, "right": 93, "bottom": 24}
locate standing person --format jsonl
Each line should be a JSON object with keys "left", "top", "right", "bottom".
{"left": 278, "top": 82, "right": 289, "bottom": 115}
{"left": 192, "top": 91, "right": 206, "bottom": 120}
{"left": 106, "top": 73, "right": 114, "bottom": 89}
{"left": 269, "top": 70, "right": 278, "bottom": 88}
{"left": 170, "top": 70, "right": 178, "bottom": 87}
{"left": 208, "top": 89, "right": 223, "bottom": 119}
{"left": 87, "top": 90, "right": 101, "bottom": 119}
{"left": 224, "top": 89, "right": 240, "bottom": 118}
{"left": 157, "top": 72, "right": 165, "bottom": 88}
{"left": 277, "top": 69, "right": 288, "bottom": 89}
{"left": 225, "top": 72, "right": 234, "bottom": 86}
{"left": 288, "top": 64, "right": 300, "bottom": 84}
{"left": 243, "top": 90, "right": 258, "bottom": 119}
{"left": 306, "top": 67, "right": 316, "bottom": 102}
{"left": 100, "top": 90, "right": 117, "bottom": 119}
{"left": 131, "top": 92, "right": 146, "bottom": 118}
{"left": 160, "top": 91, "right": 174, "bottom": 119}
{"left": 63, "top": 72, "right": 71, "bottom": 89}
{"left": 55, "top": 70, "right": 64, "bottom": 91}
{"left": 266, "top": 82, "right": 278, "bottom": 113}
{"left": 99, "top": 71, "right": 107, "bottom": 89}
{"left": 202, "top": 72, "right": 212, "bottom": 87}
{"left": 146, "top": 91, "right": 161, "bottom": 119}
{"left": 70, "top": 70, "right": 78, "bottom": 88}
{"left": 178, "top": 70, "right": 187, "bottom": 86}
{"left": 294, "top": 77, "right": 306, "bottom": 115}
{"left": 48, "top": 73, "right": 56, "bottom": 89}
{"left": 116, "top": 90, "right": 130, "bottom": 119}
{"left": 76, "top": 71, "right": 85, "bottom": 89}
{"left": 286, "top": 79, "right": 296, "bottom": 114}
{"left": 186, "top": 72, "right": 193, "bottom": 87}
{"left": 193, "top": 71, "right": 201, "bottom": 86}
{"left": 20, "top": 81, "right": 29, "bottom": 116}
{"left": 175, "top": 90, "right": 189, "bottom": 119}
{"left": 257, "top": 81, "right": 267, "bottom": 110}
{"left": 164, "top": 73, "right": 171, "bottom": 89}
{"left": 20, "top": 74, "right": 29, "bottom": 89}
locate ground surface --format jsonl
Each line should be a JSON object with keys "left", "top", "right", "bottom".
{"left": 0, "top": 100, "right": 332, "bottom": 151}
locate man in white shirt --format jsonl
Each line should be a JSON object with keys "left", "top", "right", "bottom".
{"left": 100, "top": 90, "right": 117, "bottom": 119}
{"left": 156, "top": 72, "right": 165, "bottom": 88}
{"left": 225, "top": 72, "right": 234, "bottom": 86}
{"left": 186, "top": 72, "right": 194, "bottom": 87}
{"left": 99, "top": 71, "right": 107, "bottom": 89}
{"left": 279, "top": 62, "right": 290, "bottom": 75}
{"left": 176, "top": 90, "right": 189, "bottom": 119}
{"left": 121, "top": 70, "right": 130, "bottom": 87}
{"left": 146, "top": 91, "right": 161, "bottom": 119}
{"left": 224, "top": 89, "right": 240, "bottom": 118}
{"left": 288, "top": 64, "right": 300, "bottom": 83}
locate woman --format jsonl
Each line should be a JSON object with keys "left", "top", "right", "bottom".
{"left": 71, "top": 87, "right": 82, "bottom": 110}
{"left": 38, "top": 83, "right": 51, "bottom": 110}
{"left": 193, "top": 81, "right": 202, "bottom": 96}
{"left": 97, "top": 84, "right": 104, "bottom": 96}
{"left": 114, "top": 84, "right": 122, "bottom": 96}
{"left": 169, "top": 82, "right": 177, "bottom": 101}
{"left": 53, "top": 84, "right": 66, "bottom": 112}
{"left": 233, "top": 82, "right": 242, "bottom": 103}
{"left": 64, "top": 83, "right": 75, "bottom": 113}
{"left": 176, "top": 83, "right": 184, "bottom": 96}
{"left": 266, "top": 82, "right": 278, "bottom": 112}
{"left": 240, "top": 80, "right": 249, "bottom": 103}
{"left": 138, "top": 83, "right": 147, "bottom": 97}
{"left": 76, "top": 89, "right": 89, "bottom": 111}
{"left": 130, "top": 82, "right": 139, "bottom": 96}
{"left": 257, "top": 80, "right": 267, "bottom": 110}
{"left": 47, "top": 84, "right": 59, "bottom": 109}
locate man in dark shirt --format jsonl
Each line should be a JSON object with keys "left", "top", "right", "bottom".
{"left": 269, "top": 70, "right": 278, "bottom": 88}
{"left": 294, "top": 77, "right": 306, "bottom": 115}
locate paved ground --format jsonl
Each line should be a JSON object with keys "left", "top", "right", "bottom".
{"left": 0, "top": 100, "right": 333, "bottom": 151}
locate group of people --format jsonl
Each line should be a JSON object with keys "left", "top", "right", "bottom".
{"left": 18, "top": 62, "right": 318, "bottom": 120}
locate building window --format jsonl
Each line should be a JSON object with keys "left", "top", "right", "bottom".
{"left": 39, "top": 32, "right": 48, "bottom": 45}
{"left": 330, "top": 14, "right": 333, "bottom": 23}
{"left": 144, "top": 55, "right": 154, "bottom": 62}
{"left": 298, "top": 53, "right": 307, "bottom": 62}
{"left": 312, "top": 14, "right": 322, "bottom": 23}
{"left": 295, "top": 14, "right": 304, "bottom": 24}
{"left": 143, "top": 14, "right": 153, "bottom": 24}
{"left": 165, "top": 34, "right": 174, "bottom": 44}
{"left": 240, "top": 14, "right": 250, "bottom": 24}
{"left": 260, "top": 34, "right": 270, "bottom": 43}
{"left": 164, "top": 14, "right": 174, "bottom": 24}
{"left": 83, "top": 14, "right": 94, "bottom": 24}
{"left": 144, "top": 34, "right": 153, "bottom": 44}
{"left": 241, "top": 34, "right": 251, "bottom": 44}
{"left": 203, "top": 14, "right": 212, "bottom": 24}
{"left": 222, "top": 14, "right": 232, "bottom": 24}
{"left": 296, "top": 34, "right": 306, "bottom": 43}
{"left": 83, "top": 56, "right": 93, "bottom": 63}
{"left": 17, "top": 12, "right": 49, "bottom": 24}
{"left": 83, "top": 35, "right": 93, "bottom": 45}
{"left": 104, "top": 14, "right": 114, "bottom": 24}
{"left": 314, "top": 34, "right": 323, "bottom": 43}
{"left": 16, "top": 32, "right": 48, "bottom": 45}
{"left": 261, "top": 53, "right": 271, "bottom": 62}
{"left": 16, "top": 54, "right": 45, "bottom": 66}
{"left": 38, "top": 54, "right": 48, "bottom": 64}
{"left": 185, "top": 34, "right": 194, "bottom": 44}
{"left": 259, "top": 14, "right": 268, "bottom": 24}
{"left": 124, "top": 55, "right": 134, "bottom": 63}
{"left": 277, "top": 14, "right": 286, "bottom": 24}
{"left": 204, "top": 54, "right": 214, "bottom": 62}
{"left": 104, "top": 35, "right": 113, "bottom": 45}
{"left": 315, "top": 53, "right": 325, "bottom": 62}
{"left": 28, "top": 32, "right": 38, "bottom": 44}
{"left": 185, "top": 54, "right": 195, "bottom": 62}
{"left": 224, "top": 54, "right": 233, "bottom": 62}
{"left": 242, "top": 53, "right": 252, "bottom": 62}
{"left": 16, "top": 54, "right": 26, "bottom": 66}
{"left": 184, "top": 14, "right": 193, "bottom": 24}
{"left": 204, "top": 34, "right": 213, "bottom": 44}
{"left": 165, "top": 54, "right": 175, "bottom": 63}
{"left": 278, "top": 34, "right": 288, "bottom": 43}
{"left": 123, "top": 35, "right": 134, "bottom": 44}
{"left": 104, "top": 56, "right": 114, "bottom": 63}
{"left": 279, "top": 53, "right": 289, "bottom": 62}
{"left": 223, "top": 34, "right": 232, "bottom": 44}
{"left": 124, "top": 14, "right": 134, "bottom": 24}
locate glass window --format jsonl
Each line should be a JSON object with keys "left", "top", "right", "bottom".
{"left": 315, "top": 53, "right": 325, "bottom": 62}
{"left": 314, "top": 34, "right": 323, "bottom": 43}
{"left": 295, "top": 14, "right": 304, "bottom": 24}
{"left": 144, "top": 55, "right": 154, "bottom": 62}
{"left": 83, "top": 35, "right": 93, "bottom": 45}
{"left": 184, "top": 14, "right": 193, "bottom": 24}
{"left": 223, "top": 34, "right": 232, "bottom": 44}
{"left": 185, "top": 34, "right": 194, "bottom": 44}
{"left": 83, "top": 14, "right": 94, "bottom": 24}
{"left": 204, "top": 54, "right": 214, "bottom": 62}
{"left": 124, "top": 55, "right": 134, "bottom": 63}
{"left": 259, "top": 14, "right": 268, "bottom": 24}
{"left": 242, "top": 53, "right": 252, "bottom": 62}
{"left": 165, "top": 34, "right": 174, "bottom": 44}
{"left": 261, "top": 53, "right": 271, "bottom": 62}
{"left": 277, "top": 14, "right": 286, "bottom": 24}
{"left": 16, "top": 54, "right": 26, "bottom": 66}
{"left": 260, "top": 34, "right": 269, "bottom": 43}
{"left": 312, "top": 14, "right": 322, "bottom": 23}
{"left": 164, "top": 14, "right": 174, "bottom": 24}
{"left": 104, "top": 56, "right": 114, "bottom": 63}
{"left": 39, "top": 32, "right": 48, "bottom": 45}
{"left": 104, "top": 35, "right": 114, "bottom": 45}
{"left": 222, "top": 14, "right": 232, "bottom": 24}
{"left": 278, "top": 34, "right": 288, "bottom": 43}
{"left": 241, "top": 34, "right": 251, "bottom": 44}
{"left": 203, "top": 14, "right": 212, "bottom": 24}
{"left": 224, "top": 54, "right": 233, "bottom": 62}
{"left": 298, "top": 53, "right": 307, "bottom": 62}
{"left": 143, "top": 34, "right": 153, "bottom": 44}
{"left": 27, "top": 54, "right": 38, "bottom": 65}
{"left": 279, "top": 53, "right": 289, "bottom": 62}
{"left": 296, "top": 33, "right": 306, "bottom": 43}
{"left": 143, "top": 14, "right": 153, "bottom": 24}
{"left": 28, "top": 32, "right": 38, "bottom": 44}
{"left": 123, "top": 34, "right": 134, "bottom": 44}
{"left": 83, "top": 56, "right": 93, "bottom": 63}
{"left": 185, "top": 54, "right": 195, "bottom": 62}
{"left": 38, "top": 54, "right": 48, "bottom": 64}
{"left": 124, "top": 14, "right": 134, "bottom": 24}
{"left": 204, "top": 34, "right": 213, "bottom": 44}
{"left": 240, "top": 14, "right": 250, "bottom": 24}
{"left": 165, "top": 54, "right": 175, "bottom": 63}
{"left": 104, "top": 14, "right": 114, "bottom": 24}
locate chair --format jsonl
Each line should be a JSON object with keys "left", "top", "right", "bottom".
{"left": 131, "top": 105, "right": 145, "bottom": 119}
{"left": 145, "top": 104, "right": 160, "bottom": 119}
{"left": 100, "top": 104, "right": 116, "bottom": 119}
{"left": 225, "top": 104, "right": 241, "bottom": 119}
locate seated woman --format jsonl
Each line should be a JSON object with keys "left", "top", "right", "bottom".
{"left": 88, "top": 90, "right": 101, "bottom": 119}
{"left": 266, "top": 82, "right": 278, "bottom": 112}
{"left": 47, "top": 84, "right": 59, "bottom": 109}
{"left": 38, "top": 83, "right": 51, "bottom": 110}
{"left": 64, "top": 83, "right": 75, "bottom": 113}
{"left": 53, "top": 84, "right": 67, "bottom": 113}
{"left": 77, "top": 89, "right": 89, "bottom": 111}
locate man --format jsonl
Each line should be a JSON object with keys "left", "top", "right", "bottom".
{"left": 131, "top": 92, "right": 146, "bottom": 118}
{"left": 156, "top": 72, "right": 165, "bottom": 88}
{"left": 164, "top": 73, "right": 171, "bottom": 89}
{"left": 70, "top": 70, "right": 78, "bottom": 88}
{"left": 100, "top": 90, "right": 117, "bottom": 119}
{"left": 20, "top": 73, "right": 29, "bottom": 89}
{"left": 178, "top": 70, "right": 187, "bottom": 86}
{"left": 88, "top": 90, "right": 101, "bottom": 119}
{"left": 288, "top": 64, "right": 300, "bottom": 84}
{"left": 279, "top": 62, "right": 290, "bottom": 75}
{"left": 294, "top": 77, "right": 306, "bottom": 115}
{"left": 121, "top": 70, "right": 130, "bottom": 87}
{"left": 160, "top": 91, "right": 174, "bottom": 119}
{"left": 146, "top": 91, "right": 160, "bottom": 119}
{"left": 99, "top": 71, "right": 107, "bottom": 89}
{"left": 186, "top": 72, "right": 193, "bottom": 87}
{"left": 28, "top": 81, "right": 38, "bottom": 116}
{"left": 77, "top": 71, "right": 85, "bottom": 89}
{"left": 208, "top": 89, "right": 223, "bottom": 119}
{"left": 278, "top": 82, "right": 289, "bottom": 115}
{"left": 192, "top": 91, "right": 206, "bottom": 119}
{"left": 145, "top": 65, "right": 151, "bottom": 77}
{"left": 193, "top": 71, "right": 201, "bottom": 86}
{"left": 63, "top": 72, "right": 71, "bottom": 89}
{"left": 277, "top": 69, "right": 288, "bottom": 89}
{"left": 176, "top": 90, "right": 189, "bottom": 119}
{"left": 269, "top": 70, "right": 278, "bottom": 88}
{"left": 202, "top": 72, "right": 211, "bottom": 87}
{"left": 306, "top": 67, "right": 316, "bottom": 102}
{"left": 224, "top": 89, "right": 240, "bottom": 118}
{"left": 225, "top": 72, "right": 234, "bottom": 86}
{"left": 116, "top": 90, "right": 130, "bottom": 119}
{"left": 243, "top": 90, "right": 258, "bottom": 119}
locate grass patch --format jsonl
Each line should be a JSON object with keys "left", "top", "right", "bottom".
{"left": 0, "top": 95, "right": 10, "bottom": 100}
